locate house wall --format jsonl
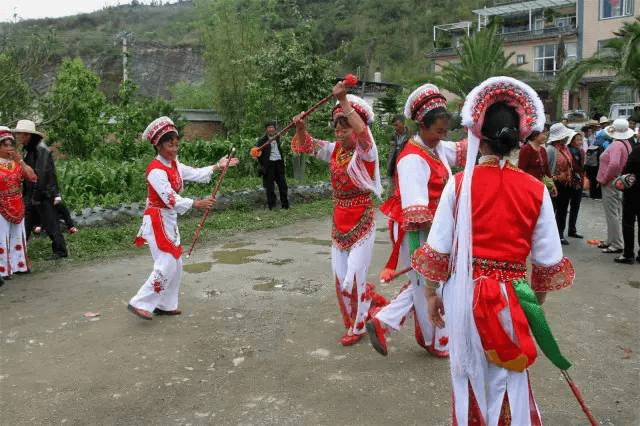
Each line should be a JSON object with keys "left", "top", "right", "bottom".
{"left": 582, "top": 0, "right": 639, "bottom": 59}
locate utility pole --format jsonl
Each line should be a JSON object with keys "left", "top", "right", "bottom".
{"left": 115, "top": 32, "right": 131, "bottom": 83}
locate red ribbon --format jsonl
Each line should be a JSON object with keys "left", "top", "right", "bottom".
{"left": 473, "top": 272, "right": 537, "bottom": 372}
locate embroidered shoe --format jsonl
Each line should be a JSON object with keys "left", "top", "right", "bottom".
{"left": 127, "top": 304, "right": 152, "bottom": 320}
{"left": 153, "top": 308, "right": 182, "bottom": 316}
{"left": 366, "top": 319, "right": 388, "bottom": 356}
{"left": 340, "top": 331, "right": 363, "bottom": 346}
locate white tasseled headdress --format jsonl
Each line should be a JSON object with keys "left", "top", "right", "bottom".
{"left": 404, "top": 83, "right": 448, "bottom": 123}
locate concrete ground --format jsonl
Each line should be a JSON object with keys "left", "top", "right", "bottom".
{"left": 0, "top": 197, "right": 638, "bottom": 425}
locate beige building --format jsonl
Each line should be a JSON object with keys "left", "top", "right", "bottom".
{"left": 431, "top": 0, "right": 639, "bottom": 119}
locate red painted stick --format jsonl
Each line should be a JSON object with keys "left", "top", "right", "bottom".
{"left": 380, "top": 266, "right": 413, "bottom": 283}
{"left": 251, "top": 74, "right": 359, "bottom": 157}
{"left": 186, "top": 147, "right": 235, "bottom": 258}
{"left": 561, "top": 370, "right": 598, "bottom": 426}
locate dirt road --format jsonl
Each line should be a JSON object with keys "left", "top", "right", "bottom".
{"left": 1, "top": 199, "right": 638, "bottom": 425}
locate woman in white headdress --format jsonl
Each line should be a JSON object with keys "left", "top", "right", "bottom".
{"left": 412, "top": 77, "right": 575, "bottom": 425}
{"left": 292, "top": 81, "right": 388, "bottom": 346}
{"left": 366, "top": 84, "right": 466, "bottom": 357}
{"left": 127, "top": 117, "right": 238, "bottom": 320}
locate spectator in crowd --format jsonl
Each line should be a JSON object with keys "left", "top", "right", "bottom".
{"left": 252, "top": 122, "right": 289, "bottom": 210}
{"left": 386, "top": 114, "right": 411, "bottom": 185}
{"left": 567, "top": 131, "right": 586, "bottom": 239}
{"left": 614, "top": 140, "right": 640, "bottom": 264}
{"left": 594, "top": 116, "right": 612, "bottom": 149}
{"left": 0, "top": 127, "right": 37, "bottom": 283}
{"left": 546, "top": 123, "right": 577, "bottom": 245}
{"left": 518, "top": 128, "right": 556, "bottom": 196}
{"left": 597, "top": 119, "right": 635, "bottom": 254}
{"left": 12, "top": 119, "right": 68, "bottom": 260}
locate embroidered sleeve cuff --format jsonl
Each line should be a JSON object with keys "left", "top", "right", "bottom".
{"left": 402, "top": 206, "right": 434, "bottom": 231}
{"left": 456, "top": 138, "right": 468, "bottom": 168}
{"left": 531, "top": 256, "right": 575, "bottom": 292}
{"left": 291, "top": 133, "right": 315, "bottom": 154}
{"left": 411, "top": 243, "right": 450, "bottom": 286}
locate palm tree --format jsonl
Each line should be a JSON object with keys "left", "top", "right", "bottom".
{"left": 431, "top": 20, "right": 531, "bottom": 100}
{"left": 554, "top": 18, "right": 640, "bottom": 100}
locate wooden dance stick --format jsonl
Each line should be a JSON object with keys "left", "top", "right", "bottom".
{"left": 186, "top": 147, "right": 235, "bottom": 258}
{"left": 251, "top": 74, "right": 359, "bottom": 156}
{"left": 380, "top": 266, "right": 413, "bottom": 283}
{"left": 561, "top": 370, "right": 598, "bottom": 426}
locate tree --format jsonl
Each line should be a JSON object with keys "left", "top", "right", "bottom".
{"left": 40, "top": 58, "right": 108, "bottom": 159}
{"left": 554, "top": 17, "right": 640, "bottom": 101}
{"left": 0, "top": 30, "right": 54, "bottom": 124}
{"left": 431, "top": 20, "right": 531, "bottom": 100}
{"left": 196, "top": 0, "right": 266, "bottom": 134}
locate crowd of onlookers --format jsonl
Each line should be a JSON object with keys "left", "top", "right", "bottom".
{"left": 0, "top": 120, "right": 76, "bottom": 287}
{"left": 519, "top": 111, "right": 639, "bottom": 264}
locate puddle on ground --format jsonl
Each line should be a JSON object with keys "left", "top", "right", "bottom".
{"left": 378, "top": 227, "right": 388, "bottom": 232}
{"left": 222, "top": 241, "right": 251, "bottom": 249}
{"left": 253, "top": 277, "right": 286, "bottom": 291}
{"left": 183, "top": 262, "right": 213, "bottom": 273}
{"left": 252, "top": 276, "right": 321, "bottom": 294}
{"left": 212, "top": 249, "right": 269, "bottom": 264}
{"left": 628, "top": 281, "right": 640, "bottom": 289}
{"left": 375, "top": 240, "right": 390, "bottom": 245}
{"left": 278, "top": 237, "right": 331, "bottom": 247}
{"left": 315, "top": 251, "right": 330, "bottom": 256}
{"left": 267, "top": 258, "right": 294, "bottom": 266}
{"left": 203, "top": 288, "right": 221, "bottom": 298}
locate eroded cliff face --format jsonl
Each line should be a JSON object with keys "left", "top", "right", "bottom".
{"left": 33, "top": 41, "right": 205, "bottom": 100}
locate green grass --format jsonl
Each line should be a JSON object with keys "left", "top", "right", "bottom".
{"left": 26, "top": 197, "right": 334, "bottom": 274}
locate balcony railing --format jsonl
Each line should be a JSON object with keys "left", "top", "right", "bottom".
{"left": 431, "top": 22, "right": 578, "bottom": 55}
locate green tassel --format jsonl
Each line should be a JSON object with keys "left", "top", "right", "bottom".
{"left": 513, "top": 279, "right": 572, "bottom": 371}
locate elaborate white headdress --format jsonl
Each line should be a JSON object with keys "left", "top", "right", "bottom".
{"left": 450, "top": 76, "right": 545, "bottom": 378}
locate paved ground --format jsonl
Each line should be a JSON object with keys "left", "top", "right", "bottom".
{"left": 0, "top": 197, "right": 638, "bottom": 425}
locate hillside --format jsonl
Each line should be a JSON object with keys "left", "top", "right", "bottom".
{"left": 0, "top": 0, "right": 490, "bottom": 100}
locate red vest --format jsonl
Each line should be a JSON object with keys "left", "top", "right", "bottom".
{"left": 145, "top": 158, "right": 182, "bottom": 209}
{"left": 0, "top": 162, "right": 26, "bottom": 224}
{"left": 330, "top": 142, "right": 375, "bottom": 250}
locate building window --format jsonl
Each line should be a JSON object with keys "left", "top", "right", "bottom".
{"left": 516, "top": 54, "right": 526, "bottom": 65}
{"left": 597, "top": 39, "right": 617, "bottom": 57}
{"left": 600, "top": 0, "right": 634, "bottom": 19}
{"left": 534, "top": 44, "right": 557, "bottom": 77}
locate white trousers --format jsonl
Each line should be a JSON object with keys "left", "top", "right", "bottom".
{"left": 129, "top": 231, "right": 183, "bottom": 312}
{"left": 376, "top": 223, "right": 448, "bottom": 352}
{"left": 603, "top": 185, "right": 623, "bottom": 250}
{"left": 0, "top": 217, "right": 30, "bottom": 277}
{"left": 332, "top": 225, "right": 376, "bottom": 335}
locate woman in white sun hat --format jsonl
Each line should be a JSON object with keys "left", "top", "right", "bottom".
{"left": 597, "top": 118, "right": 635, "bottom": 254}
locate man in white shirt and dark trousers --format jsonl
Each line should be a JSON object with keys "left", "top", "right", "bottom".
{"left": 255, "top": 122, "right": 289, "bottom": 210}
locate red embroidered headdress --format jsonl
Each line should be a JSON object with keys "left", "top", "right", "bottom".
{"left": 404, "top": 83, "right": 448, "bottom": 123}
{"left": 143, "top": 116, "right": 179, "bottom": 146}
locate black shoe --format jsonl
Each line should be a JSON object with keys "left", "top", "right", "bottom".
{"left": 614, "top": 255, "right": 635, "bottom": 264}
{"left": 560, "top": 238, "right": 569, "bottom": 245}
{"left": 568, "top": 232, "right": 583, "bottom": 239}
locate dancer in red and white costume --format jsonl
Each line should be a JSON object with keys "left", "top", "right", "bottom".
{"left": 128, "top": 117, "right": 238, "bottom": 320}
{"left": 0, "top": 127, "right": 36, "bottom": 281}
{"left": 412, "top": 77, "right": 575, "bottom": 425}
{"left": 367, "top": 84, "right": 466, "bottom": 357}
{"left": 292, "top": 81, "right": 388, "bottom": 346}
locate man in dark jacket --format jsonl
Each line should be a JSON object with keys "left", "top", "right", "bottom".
{"left": 615, "top": 142, "right": 640, "bottom": 264}
{"left": 254, "top": 122, "right": 289, "bottom": 210}
{"left": 13, "top": 120, "right": 68, "bottom": 259}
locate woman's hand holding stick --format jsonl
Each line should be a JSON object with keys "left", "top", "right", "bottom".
{"left": 186, "top": 147, "right": 237, "bottom": 258}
